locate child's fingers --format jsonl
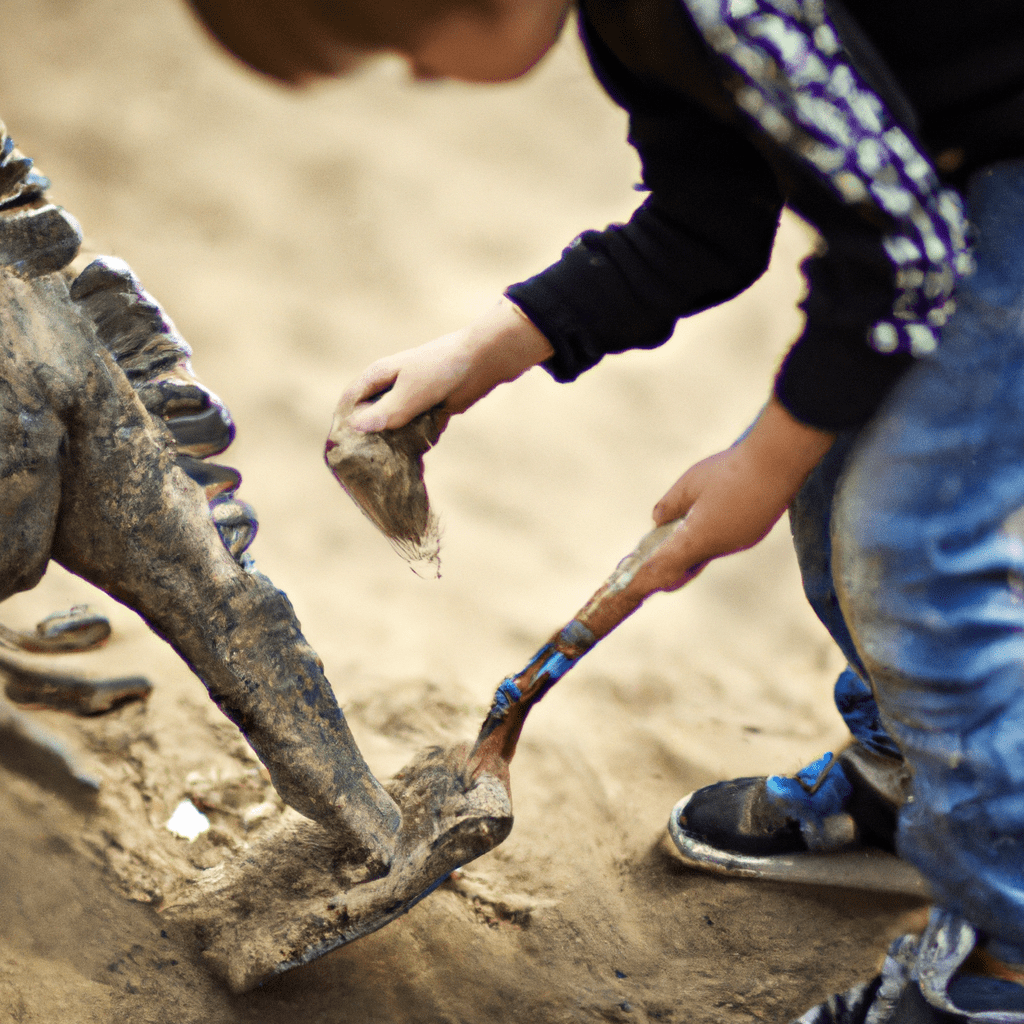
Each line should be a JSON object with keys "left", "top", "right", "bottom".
{"left": 651, "top": 457, "right": 714, "bottom": 526}
{"left": 348, "top": 392, "right": 404, "bottom": 432}
{"left": 348, "top": 371, "right": 443, "bottom": 432}
{"left": 342, "top": 364, "right": 408, "bottom": 432}
{"left": 631, "top": 515, "right": 707, "bottom": 595}
{"left": 341, "top": 361, "right": 399, "bottom": 409}
{"left": 652, "top": 480, "right": 696, "bottom": 526}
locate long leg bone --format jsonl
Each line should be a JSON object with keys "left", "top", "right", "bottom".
{"left": 0, "top": 118, "right": 400, "bottom": 867}
{"left": 1, "top": 115, "right": 256, "bottom": 711}
{"left": 0, "top": 269, "right": 401, "bottom": 867}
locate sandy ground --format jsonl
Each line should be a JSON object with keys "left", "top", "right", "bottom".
{"left": 0, "top": 1, "right": 926, "bottom": 1021}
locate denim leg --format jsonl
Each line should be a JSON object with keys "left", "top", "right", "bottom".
{"left": 790, "top": 435, "right": 901, "bottom": 757}
{"left": 831, "top": 160, "right": 1024, "bottom": 963}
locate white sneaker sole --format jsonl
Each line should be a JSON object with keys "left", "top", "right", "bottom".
{"left": 665, "top": 793, "right": 930, "bottom": 897}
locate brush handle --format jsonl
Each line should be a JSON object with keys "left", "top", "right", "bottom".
{"left": 467, "top": 519, "right": 682, "bottom": 777}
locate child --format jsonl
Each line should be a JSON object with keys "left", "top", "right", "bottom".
{"left": 190, "top": 0, "right": 1024, "bottom": 1020}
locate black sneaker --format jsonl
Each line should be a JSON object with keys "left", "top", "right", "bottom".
{"left": 667, "top": 742, "right": 928, "bottom": 894}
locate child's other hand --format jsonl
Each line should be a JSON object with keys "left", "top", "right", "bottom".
{"left": 633, "top": 396, "right": 835, "bottom": 595}
{"left": 341, "top": 298, "right": 554, "bottom": 433}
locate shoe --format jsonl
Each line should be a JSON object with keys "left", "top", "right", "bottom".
{"left": 667, "top": 741, "right": 929, "bottom": 894}
{"left": 792, "top": 911, "right": 1024, "bottom": 1023}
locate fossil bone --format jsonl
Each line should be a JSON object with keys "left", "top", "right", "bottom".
{"left": 0, "top": 119, "right": 399, "bottom": 866}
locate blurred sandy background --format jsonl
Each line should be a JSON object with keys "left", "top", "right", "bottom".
{"left": 0, "top": 1, "right": 923, "bottom": 1021}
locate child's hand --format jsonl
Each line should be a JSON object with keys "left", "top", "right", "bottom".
{"left": 341, "top": 298, "right": 554, "bottom": 433}
{"left": 632, "top": 396, "right": 835, "bottom": 595}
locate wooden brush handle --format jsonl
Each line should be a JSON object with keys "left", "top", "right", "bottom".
{"left": 573, "top": 518, "right": 680, "bottom": 640}
{"left": 468, "top": 519, "right": 682, "bottom": 777}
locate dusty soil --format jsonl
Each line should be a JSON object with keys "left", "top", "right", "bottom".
{"left": 0, "top": 1, "right": 925, "bottom": 1021}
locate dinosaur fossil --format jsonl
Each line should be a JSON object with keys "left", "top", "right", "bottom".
{"left": 0, "top": 120, "right": 400, "bottom": 868}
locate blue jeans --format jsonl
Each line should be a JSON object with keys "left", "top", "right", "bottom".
{"left": 789, "top": 159, "right": 1024, "bottom": 965}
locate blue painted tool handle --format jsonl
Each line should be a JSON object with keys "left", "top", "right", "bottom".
{"left": 469, "top": 519, "right": 682, "bottom": 774}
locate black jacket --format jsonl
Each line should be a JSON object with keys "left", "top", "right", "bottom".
{"left": 506, "top": 0, "right": 1024, "bottom": 430}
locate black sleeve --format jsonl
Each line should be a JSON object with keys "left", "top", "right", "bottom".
{"left": 506, "top": 99, "right": 785, "bottom": 383}
{"left": 774, "top": 193, "right": 913, "bottom": 431}
{"left": 506, "top": 0, "right": 916, "bottom": 431}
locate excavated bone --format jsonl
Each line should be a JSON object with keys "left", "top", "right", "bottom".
{"left": 325, "top": 397, "right": 444, "bottom": 574}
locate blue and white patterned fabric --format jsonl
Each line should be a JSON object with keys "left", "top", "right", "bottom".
{"left": 795, "top": 910, "right": 1024, "bottom": 1023}
{"left": 678, "top": 0, "right": 974, "bottom": 358}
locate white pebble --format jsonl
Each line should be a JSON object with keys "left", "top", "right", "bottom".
{"left": 166, "top": 799, "right": 210, "bottom": 841}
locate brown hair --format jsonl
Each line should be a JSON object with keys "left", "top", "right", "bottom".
{"left": 187, "top": 0, "right": 496, "bottom": 83}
